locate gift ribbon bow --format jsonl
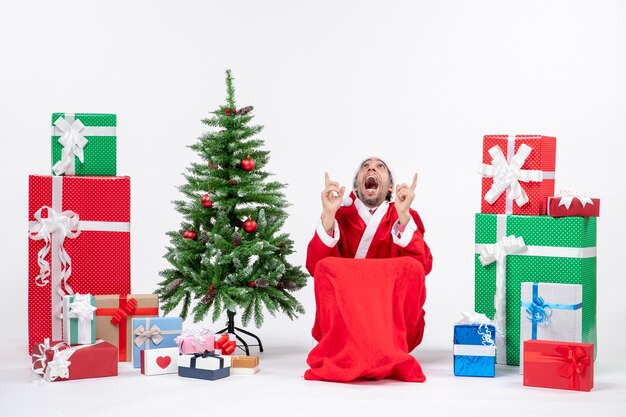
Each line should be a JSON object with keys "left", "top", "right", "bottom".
{"left": 134, "top": 324, "right": 164, "bottom": 347}
{"left": 522, "top": 282, "right": 582, "bottom": 340}
{"left": 67, "top": 293, "right": 97, "bottom": 323}
{"left": 556, "top": 190, "right": 594, "bottom": 209}
{"left": 31, "top": 338, "right": 72, "bottom": 382}
{"left": 190, "top": 350, "right": 224, "bottom": 368}
{"left": 110, "top": 297, "right": 138, "bottom": 326}
{"left": 214, "top": 334, "right": 236, "bottom": 355}
{"left": 525, "top": 295, "right": 552, "bottom": 325}
{"left": 28, "top": 206, "right": 80, "bottom": 293}
{"left": 528, "top": 345, "right": 590, "bottom": 390}
{"left": 52, "top": 116, "right": 89, "bottom": 176}
{"left": 479, "top": 144, "right": 543, "bottom": 210}
{"left": 456, "top": 312, "right": 497, "bottom": 348}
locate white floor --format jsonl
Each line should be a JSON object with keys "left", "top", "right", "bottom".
{"left": 2, "top": 336, "right": 625, "bottom": 417}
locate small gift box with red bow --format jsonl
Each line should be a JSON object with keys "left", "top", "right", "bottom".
{"left": 141, "top": 347, "right": 179, "bottom": 376}
{"left": 175, "top": 328, "right": 215, "bottom": 354}
{"left": 131, "top": 317, "right": 183, "bottom": 368}
{"left": 523, "top": 339, "right": 594, "bottom": 391}
{"left": 545, "top": 191, "right": 600, "bottom": 218}
{"left": 63, "top": 293, "right": 97, "bottom": 345}
{"left": 31, "top": 339, "right": 118, "bottom": 382}
{"left": 178, "top": 351, "right": 231, "bottom": 381}
{"left": 95, "top": 294, "right": 159, "bottom": 362}
{"left": 214, "top": 333, "right": 237, "bottom": 355}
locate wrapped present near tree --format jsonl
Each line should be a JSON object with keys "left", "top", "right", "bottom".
{"left": 224, "top": 355, "right": 259, "bottom": 374}
{"left": 214, "top": 333, "right": 237, "bottom": 355}
{"left": 546, "top": 191, "right": 600, "bottom": 217}
{"left": 62, "top": 293, "right": 97, "bottom": 345}
{"left": 453, "top": 316, "right": 496, "bottom": 378}
{"left": 140, "top": 347, "right": 179, "bottom": 376}
{"left": 178, "top": 351, "right": 231, "bottom": 381}
{"left": 519, "top": 282, "right": 582, "bottom": 373}
{"left": 131, "top": 317, "right": 183, "bottom": 368}
{"left": 523, "top": 340, "right": 593, "bottom": 391}
{"left": 95, "top": 294, "right": 159, "bottom": 362}
{"left": 31, "top": 339, "right": 118, "bottom": 382}
{"left": 475, "top": 213, "right": 596, "bottom": 365}
{"left": 28, "top": 175, "right": 131, "bottom": 353}
{"left": 51, "top": 112, "right": 117, "bottom": 176}
{"left": 175, "top": 328, "right": 215, "bottom": 354}
{"left": 478, "top": 134, "right": 556, "bottom": 215}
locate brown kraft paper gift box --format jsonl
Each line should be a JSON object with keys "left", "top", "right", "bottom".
{"left": 95, "top": 294, "right": 159, "bottom": 362}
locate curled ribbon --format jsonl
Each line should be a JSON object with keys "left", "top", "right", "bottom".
{"left": 52, "top": 116, "right": 89, "bottom": 176}
{"left": 525, "top": 295, "right": 552, "bottom": 325}
{"left": 31, "top": 339, "right": 72, "bottom": 383}
{"left": 175, "top": 328, "right": 214, "bottom": 353}
{"left": 479, "top": 144, "right": 543, "bottom": 209}
{"left": 110, "top": 298, "right": 138, "bottom": 326}
{"left": 478, "top": 235, "right": 526, "bottom": 361}
{"left": 68, "top": 293, "right": 97, "bottom": 323}
{"left": 557, "top": 190, "right": 594, "bottom": 209}
{"left": 28, "top": 206, "right": 80, "bottom": 294}
{"left": 134, "top": 324, "right": 164, "bottom": 347}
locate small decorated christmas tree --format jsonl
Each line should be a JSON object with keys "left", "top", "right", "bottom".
{"left": 156, "top": 70, "right": 307, "bottom": 328}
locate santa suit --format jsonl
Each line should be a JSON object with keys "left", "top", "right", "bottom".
{"left": 306, "top": 192, "right": 433, "bottom": 351}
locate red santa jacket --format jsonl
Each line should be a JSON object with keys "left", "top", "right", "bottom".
{"left": 306, "top": 194, "right": 433, "bottom": 276}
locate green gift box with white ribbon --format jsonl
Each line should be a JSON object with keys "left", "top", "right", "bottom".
{"left": 474, "top": 213, "right": 596, "bottom": 366}
{"left": 62, "top": 293, "right": 97, "bottom": 345}
{"left": 51, "top": 113, "right": 117, "bottom": 176}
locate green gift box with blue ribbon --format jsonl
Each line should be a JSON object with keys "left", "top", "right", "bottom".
{"left": 519, "top": 282, "right": 582, "bottom": 373}
{"left": 475, "top": 213, "right": 596, "bottom": 366}
{"left": 51, "top": 112, "right": 117, "bottom": 176}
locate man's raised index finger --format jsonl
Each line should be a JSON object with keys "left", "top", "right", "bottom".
{"left": 410, "top": 173, "right": 418, "bottom": 191}
{"left": 325, "top": 172, "right": 330, "bottom": 187}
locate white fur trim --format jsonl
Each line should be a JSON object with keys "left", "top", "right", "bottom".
{"left": 354, "top": 201, "right": 389, "bottom": 258}
{"left": 391, "top": 217, "right": 418, "bottom": 248}
{"left": 316, "top": 219, "right": 340, "bottom": 248}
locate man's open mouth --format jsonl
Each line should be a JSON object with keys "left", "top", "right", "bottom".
{"left": 364, "top": 176, "right": 379, "bottom": 192}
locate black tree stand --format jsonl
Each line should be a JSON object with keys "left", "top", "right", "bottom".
{"left": 215, "top": 310, "right": 264, "bottom": 356}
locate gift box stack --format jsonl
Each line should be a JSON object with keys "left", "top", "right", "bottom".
{"left": 470, "top": 134, "right": 598, "bottom": 391}
{"left": 26, "top": 113, "right": 259, "bottom": 383}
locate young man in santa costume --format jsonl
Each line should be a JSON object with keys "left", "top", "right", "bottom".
{"left": 306, "top": 156, "right": 433, "bottom": 351}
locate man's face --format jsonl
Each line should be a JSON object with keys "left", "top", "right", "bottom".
{"left": 354, "top": 158, "right": 393, "bottom": 208}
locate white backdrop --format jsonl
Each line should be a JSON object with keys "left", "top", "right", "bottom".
{"left": 1, "top": 0, "right": 625, "bottom": 366}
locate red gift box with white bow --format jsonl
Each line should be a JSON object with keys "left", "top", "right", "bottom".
{"left": 28, "top": 175, "right": 131, "bottom": 353}
{"left": 546, "top": 192, "right": 600, "bottom": 217}
{"left": 31, "top": 339, "right": 118, "bottom": 382}
{"left": 523, "top": 339, "right": 594, "bottom": 391}
{"left": 479, "top": 135, "right": 556, "bottom": 215}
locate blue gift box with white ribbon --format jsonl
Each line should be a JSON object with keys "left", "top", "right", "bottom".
{"left": 453, "top": 323, "right": 496, "bottom": 377}
{"left": 519, "top": 282, "right": 583, "bottom": 373}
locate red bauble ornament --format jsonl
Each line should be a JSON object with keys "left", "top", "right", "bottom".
{"left": 201, "top": 194, "right": 213, "bottom": 208}
{"left": 228, "top": 179, "right": 237, "bottom": 185}
{"left": 209, "top": 285, "right": 214, "bottom": 290}
{"left": 183, "top": 228, "right": 197, "bottom": 240}
{"left": 276, "top": 282, "right": 283, "bottom": 288}
{"left": 248, "top": 281, "right": 255, "bottom": 287}
{"left": 233, "top": 108, "right": 238, "bottom": 114}
{"left": 240, "top": 156, "right": 255, "bottom": 172}
{"left": 225, "top": 109, "right": 231, "bottom": 116}
{"left": 242, "top": 218, "right": 257, "bottom": 233}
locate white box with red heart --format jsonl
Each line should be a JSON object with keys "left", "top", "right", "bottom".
{"left": 140, "top": 347, "right": 179, "bottom": 376}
